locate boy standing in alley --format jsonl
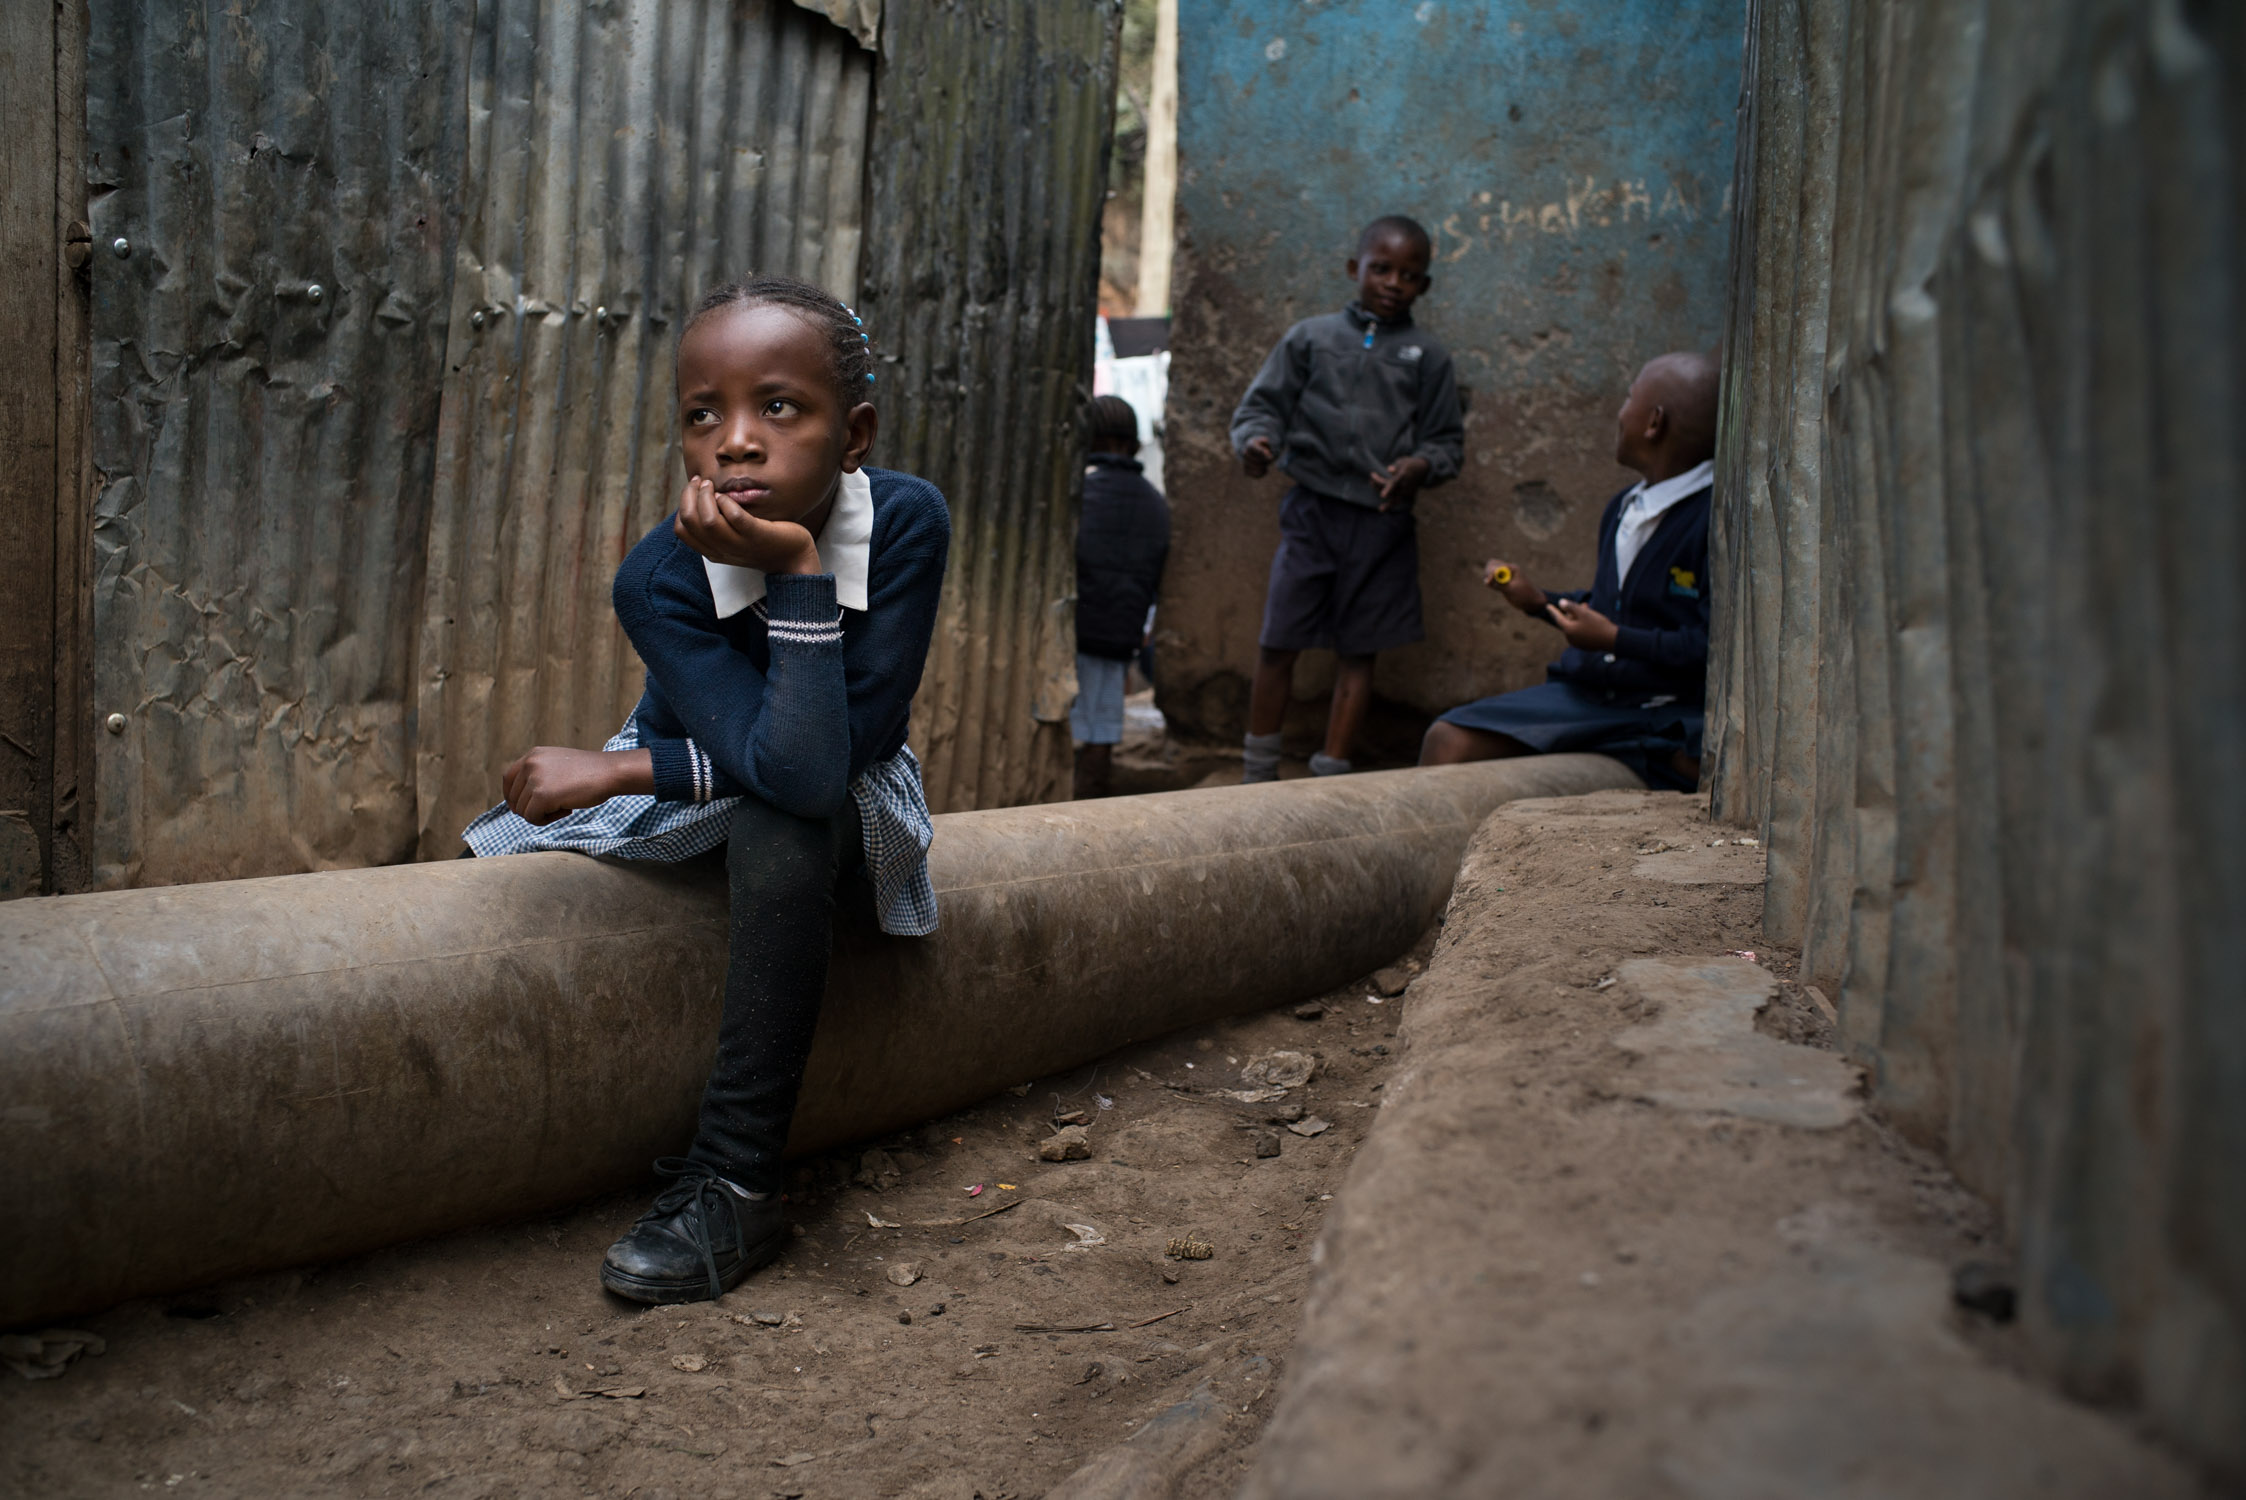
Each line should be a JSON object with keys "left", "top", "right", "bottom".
{"left": 1229, "top": 215, "right": 1465, "bottom": 781}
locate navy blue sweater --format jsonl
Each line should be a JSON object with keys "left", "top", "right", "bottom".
{"left": 1076, "top": 454, "right": 1171, "bottom": 661}
{"left": 610, "top": 467, "right": 951, "bottom": 819}
{"left": 1542, "top": 481, "right": 1712, "bottom": 701}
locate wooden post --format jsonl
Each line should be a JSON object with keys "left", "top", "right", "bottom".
{"left": 1133, "top": 0, "right": 1177, "bottom": 317}
{"left": 0, "top": 0, "right": 78, "bottom": 898}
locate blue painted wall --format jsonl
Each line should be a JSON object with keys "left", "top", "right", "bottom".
{"left": 1158, "top": 0, "right": 1742, "bottom": 745}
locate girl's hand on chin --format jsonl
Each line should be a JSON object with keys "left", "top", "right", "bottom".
{"left": 675, "top": 476, "right": 822, "bottom": 575}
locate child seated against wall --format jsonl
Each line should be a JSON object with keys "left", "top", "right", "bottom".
{"left": 1071, "top": 394, "right": 1171, "bottom": 798}
{"left": 1420, "top": 352, "right": 1717, "bottom": 790}
{"left": 1228, "top": 214, "right": 1466, "bottom": 781}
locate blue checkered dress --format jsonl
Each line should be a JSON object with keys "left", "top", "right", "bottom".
{"left": 462, "top": 720, "right": 939, "bottom": 937}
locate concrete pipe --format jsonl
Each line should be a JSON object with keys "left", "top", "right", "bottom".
{"left": 0, "top": 756, "right": 1638, "bottom": 1325}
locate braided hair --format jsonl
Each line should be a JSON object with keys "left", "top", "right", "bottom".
{"left": 682, "top": 275, "right": 877, "bottom": 408}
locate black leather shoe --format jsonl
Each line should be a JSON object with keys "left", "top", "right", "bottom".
{"left": 599, "top": 1157, "right": 786, "bottom": 1304}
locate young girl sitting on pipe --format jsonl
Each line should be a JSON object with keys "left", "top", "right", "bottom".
{"left": 458, "top": 277, "right": 950, "bottom": 1304}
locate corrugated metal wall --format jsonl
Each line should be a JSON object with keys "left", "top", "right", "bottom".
{"left": 1708, "top": 0, "right": 2244, "bottom": 1477}
{"left": 853, "top": 0, "right": 1118, "bottom": 808}
{"left": 77, "top": 0, "right": 1116, "bottom": 882}
{"left": 860, "top": 0, "right": 1121, "bottom": 812}
{"left": 411, "top": 0, "right": 874, "bottom": 857}
{"left": 85, "top": 0, "right": 471, "bottom": 885}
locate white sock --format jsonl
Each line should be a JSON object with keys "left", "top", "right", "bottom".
{"left": 1243, "top": 732, "right": 1283, "bottom": 782}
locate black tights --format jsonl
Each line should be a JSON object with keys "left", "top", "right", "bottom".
{"left": 684, "top": 794, "right": 864, "bottom": 1194}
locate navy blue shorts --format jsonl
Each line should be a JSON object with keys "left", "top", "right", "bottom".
{"left": 1440, "top": 680, "right": 1705, "bottom": 791}
{"left": 1259, "top": 487, "right": 1424, "bottom": 657}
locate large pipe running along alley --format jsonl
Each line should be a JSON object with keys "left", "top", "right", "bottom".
{"left": 0, "top": 757, "right": 1641, "bottom": 1326}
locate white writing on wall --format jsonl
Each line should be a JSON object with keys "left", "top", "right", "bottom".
{"left": 1434, "top": 175, "right": 1714, "bottom": 262}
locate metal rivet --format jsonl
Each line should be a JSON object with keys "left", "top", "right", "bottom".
{"left": 105, "top": 712, "right": 127, "bottom": 734}
{"left": 111, "top": 237, "right": 131, "bottom": 259}
{"left": 594, "top": 305, "right": 607, "bottom": 321}
{"left": 470, "top": 309, "right": 485, "bottom": 328}
{"left": 306, "top": 283, "right": 324, "bottom": 303}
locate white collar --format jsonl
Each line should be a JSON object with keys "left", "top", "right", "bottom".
{"left": 1623, "top": 458, "right": 1715, "bottom": 517}
{"left": 703, "top": 466, "right": 873, "bottom": 619}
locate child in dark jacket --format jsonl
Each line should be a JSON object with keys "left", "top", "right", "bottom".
{"left": 1230, "top": 215, "right": 1465, "bottom": 781}
{"left": 1421, "top": 352, "right": 1717, "bottom": 790}
{"left": 1072, "top": 394, "right": 1170, "bottom": 798}
{"left": 460, "top": 276, "right": 950, "bottom": 1304}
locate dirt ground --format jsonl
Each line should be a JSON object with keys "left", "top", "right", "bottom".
{"left": 1103, "top": 690, "right": 1416, "bottom": 798}
{"left": 0, "top": 936, "right": 1434, "bottom": 1500}
{"left": 12, "top": 784, "right": 2191, "bottom": 1500}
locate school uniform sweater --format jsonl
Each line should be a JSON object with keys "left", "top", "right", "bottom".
{"left": 1228, "top": 301, "right": 1465, "bottom": 510}
{"left": 611, "top": 466, "right": 951, "bottom": 819}
{"left": 1541, "top": 479, "right": 1713, "bottom": 702}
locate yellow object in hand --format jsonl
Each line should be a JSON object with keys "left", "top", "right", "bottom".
{"left": 1487, "top": 564, "right": 1514, "bottom": 586}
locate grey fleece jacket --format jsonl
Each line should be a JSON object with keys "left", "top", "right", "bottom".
{"left": 1228, "top": 301, "right": 1466, "bottom": 510}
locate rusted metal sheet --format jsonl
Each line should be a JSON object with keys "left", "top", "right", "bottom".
{"left": 84, "top": 0, "right": 472, "bottom": 887}
{"left": 76, "top": 0, "right": 1105, "bottom": 874}
{"left": 411, "top": 0, "right": 874, "bottom": 857}
{"left": 794, "top": 0, "right": 882, "bottom": 50}
{"left": 1709, "top": 0, "right": 2244, "bottom": 1477}
{"left": 858, "top": 0, "right": 1122, "bottom": 812}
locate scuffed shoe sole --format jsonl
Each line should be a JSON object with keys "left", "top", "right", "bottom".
{"left": 597, "top": 1223, "right": 787, "bottom": 1305}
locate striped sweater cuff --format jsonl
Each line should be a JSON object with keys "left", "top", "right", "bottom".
{"left": 644, "top": 734, "right": 721, "bottom": 804}
{"left": 762, "top": 572, "right": 845, "bottom": 648}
